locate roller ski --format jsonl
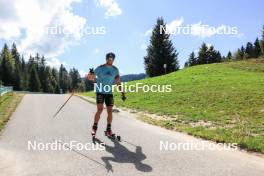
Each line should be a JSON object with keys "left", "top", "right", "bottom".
{"left": 104, "top": 129, "right": 121, "bottom": 142}
{"left": 91, "top": 124, "right": 101, "bottom": 144}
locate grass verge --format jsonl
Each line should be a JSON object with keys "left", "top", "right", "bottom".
{"left": 0, "top": 92, "right": 24, "bottom": 132}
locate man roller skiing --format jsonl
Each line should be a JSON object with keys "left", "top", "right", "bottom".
{"left": 88, "top": 52, "right": 126, "bottom": 138}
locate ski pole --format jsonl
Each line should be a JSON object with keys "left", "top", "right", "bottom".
{"left": 53, "top": 91, "right": 74, "bottom": 118}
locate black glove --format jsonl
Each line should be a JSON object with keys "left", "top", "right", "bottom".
{"left": 89, "top": 68, "right": 94, "bottom": 74}
{"left": 121, "top": 95, "right": 126, "bottom": 101}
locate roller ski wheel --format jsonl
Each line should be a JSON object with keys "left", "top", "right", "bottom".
{"left": 104, "top": 131, "right": 121, "bottom": 142}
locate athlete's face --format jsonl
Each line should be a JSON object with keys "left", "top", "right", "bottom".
{"left": 106, "top": 57, "right": 114, "bottom": 65}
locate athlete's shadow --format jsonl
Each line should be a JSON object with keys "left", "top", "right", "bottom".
{"left": 101, "top": 138, "right": 152, "bottom": 173}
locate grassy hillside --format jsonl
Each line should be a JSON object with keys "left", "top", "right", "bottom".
{"left": 81, "top": 59, "right": 264, "bottom": 153}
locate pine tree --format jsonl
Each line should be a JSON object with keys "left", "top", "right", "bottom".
{"left": 245, "top": 42, "right": 254, "bottom": 58}
{"left": 44, "top": 66, "right": 55, "bottom": 93}
{"left": 209, "top": 47, "right": 222, "bottom": 63}
{"left": 29, "top": 65, "right": 41, "bottom": 92}
{"left": 21, "top": 55, "right": 28, "bottom": 90}
{"left": 254, "top": 38, "right": 261, "bottom": 58}
{"left": 11, "top": 43, "right": 21, "bottom": 67}
{"left": 216, "top": 51, "right": 222, "bottom": 62}
{"left": 51, "top": 68, "right": 60, "bottom": 93}
{"left": 0, "top": 44, "right": 15, "bottom": 86}
{"left": 59, "top": 64, "right": 70, "bottom": 93}
{"left": 234, "top": 49, "right": 244, "bottom": 60}
{"left": 144, "top": 17, "right": 179, "bottom": 77}
{"left": 261, "top": 25, "right": 264, "bottom": 56}
{"left": 207, "top": 46, "right": 221, "bottom": 63}
{"left": 39, "top": 56, "right": 46, "bottom": 91}
{"left": 21, "top": 55, "right": 26, "bottom": 71}
{"left": 226, "top": 51, "right": 232, "bottom": 60}
{"left": 69, "top": 68, "right": 81, "bottom": 91}
{"left": 27, "top": 55, "right": 35, "bottom": 71}
{"left": 240, "top": 46, "right": 246, "bottom": 59}
{"left": 197, "top": 43, "right": 208, "bottom": 64}
{"left": 35, "top": 53, "right": 40, "bottom": 72}
{"left": 11, "top": 43, "right": 22, "bottom": 90}
{"left": 186, "top": 52, "right": 197, "bottom": 67}
{"left": 254, "top": 38, "right": 262, "bottom": 58}
{"left": 208, "top": 46, "right": 215, "bottom": 63}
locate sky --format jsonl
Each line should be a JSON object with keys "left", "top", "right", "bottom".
{"left": 0, "top": 0, "right": 263, "bottom": 76}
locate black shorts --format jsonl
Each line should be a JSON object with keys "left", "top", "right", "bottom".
{"left": 96, "top": 93, "right": 114, "bottom": 106}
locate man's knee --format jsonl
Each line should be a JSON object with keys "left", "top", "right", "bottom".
{"left": 97, "top": 106, "right": 104, "bottom": 114}
{"left": 97, "top": 108, "right": 103, "bottom": 113}
{"left": 106, "top": 107, "right": 113, "bottom": 114}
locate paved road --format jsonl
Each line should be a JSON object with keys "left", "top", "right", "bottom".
{"left": 0, "top": 94, "right": 264, "bottom": 176}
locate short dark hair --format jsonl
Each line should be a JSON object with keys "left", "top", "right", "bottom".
{"left": 106, "top": 52, "right": 115, "bottom": 60}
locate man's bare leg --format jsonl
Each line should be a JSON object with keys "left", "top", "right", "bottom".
{"left": 92, "top": 103, "right": 103, "bottom": 135}
{"left": 106, "top": 106, "right": 113, "bottom": 124}
{"left": 94, "top": 103, "right": 104, "bottom": 123}
{"left": 106, "top": 106, "right": 113, "bottom": 135}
